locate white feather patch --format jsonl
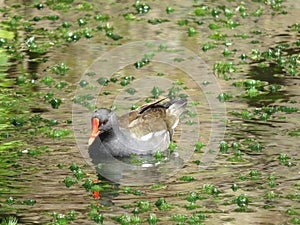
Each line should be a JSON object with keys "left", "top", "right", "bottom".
{"left": 154, "top": 130, "right": 167, "bottom": 137}
{"left": 140, "top": 132, "right": 153, "bottom": 141}
{"left": 171, "top": 119, "right": 179, "bottom": 129}
{"left": 128, "top": 119, "right": 138, "bottom": 128}
{"left": 138, "top": 130, "right": 167, "bottom": 141}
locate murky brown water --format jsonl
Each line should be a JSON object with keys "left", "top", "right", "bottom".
{"left": 1, "top": 0, "right": 300, "bottom": 224}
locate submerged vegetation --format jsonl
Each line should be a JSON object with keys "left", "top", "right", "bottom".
{"left": 0, "top": 0, "right": 299, "bottom": 224}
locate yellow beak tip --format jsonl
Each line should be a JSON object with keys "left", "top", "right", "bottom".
{"left": 88, "top": 137, "right": 95, "bottom": 146}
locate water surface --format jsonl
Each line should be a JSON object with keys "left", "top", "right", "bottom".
{"left": 1, "top": 0, "right": 299, "bottom": 224}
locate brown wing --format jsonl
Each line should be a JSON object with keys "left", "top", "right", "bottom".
{"left": 118, "top": 97, "right": 167, "bottom": 128}
{"left": 126, "top": 107, "right": 168, "bottom": 138}
{"left": 136, "top": 97, "right": 167, "bottom": 114}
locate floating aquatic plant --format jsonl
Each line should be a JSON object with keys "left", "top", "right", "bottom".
{"left": 264, "top": 191, "right": 277, "bottom": 200}
{"left": 249, "top": 142, "right": 262, "bottom": 152}
{"left": 119, "top": 214, "right": 142, "bottom": 224}
{"left": 76, "top": 2, "right": 94, "bottom": 11}
{"left": 231, "top": 142, "right": 240, "bottom": 150}
{"left": 252, "top": 6, "right": 264, "bottom": 17}
{"left": 166, "top": 6, "right": 174, "bottom": 14}
{"left": 177, "top": 19, "right": 189, "bottom": 26}
{"left": 249, "top": 170, "right": 260, "bottom": 180}
{"left": 211, "top": 8, "right": 221, "bottom": 18}
{"left": 186, "top": 192, "right": 198, "bottom": 203}
{"left": 202, "top": 42, "right": 216, "bottom": 52}
{"left": 154, "top": 151, "right": 164, "bottom": 161}
{"left": 187, "top": 213, "right": 206, "bottom": 224}
{"left": 89, "top": 212, "right": 104, "bottom": 224}
{"left": 208, "top": 23, "right": 222, "bottom": 30}
{"left": 155, "top": 197, "right": 171, "bottom": 211}
{"left": 148, "top": 18, "right": 169, "bottom": 25}
{"left": 268, "top": 174, "right": 276, "bottom": 188}
{"left": 45, "top": 0, "right": 74, "bottom": 10}
{"left": 94, "top": 14, "right": 109, "bottom": 22}
{"left": 50, "top": 210, "right": 76, "bottom": 225}
{"left": 185, "top": 202, "right": 200, "bottom": 210}
{"left": 217, "top": 92, "right": 232, "bottom": 102}
{"left": 49, "top": 98, "right": 62, "bottom": 109}
{"left": 171, "top": 214, "right": 187, "bottom": 223}
{"left": 223, "top": 48, "right": 232, "bottom": 57}
{"left": 194, "top": 5, "right": 209, "bottom": 17}
{"left": 214, "top": 61, "right": 237, "bottom": 78}
{"left": 202, "top": 184, "right": 220, "bottom": 196}
{"left": 209, "top": 32, "right": 227, "bottom": 41}
{"left": 168, "top": 142, "right": 177, "bottom": 152}
{"left": 178, "top": 176, "right": 195, "bottom": 182}
{"left": 231, "top": 184, "right": 238, "bottom": 192}
{"left": 288, "top": 128, "right": 300, "bottom": 137}
{"left": 219, "top": 140, "right": 229, "bottom": 153}
{"left": 51, "top": 62, "right": 69, "bottom": 76}
{"left": 97, "top": 77, "right": 109, "bottom": 86}
{"left": 133, "top": 1, "right": 151, "bottom": 14}
{"left": 1, "top": 216, "right": 18, "bottom": 225}
{"left": 135, "top": 200, "right": 151, "bottom": 213}
{"left": 148, "top": 213, "right": 158, "bottom": 225}
{"left": 187, "top": 27, "right": 196, "bottom": 37}
{"left": 151, "top": 86, "right": 164, "bottom": 98}
{"left": 278, "top": 153, "right": 295, "bottom": 167}
{"left": 224, "top": 19, "right": 240, "bottom": 29}
{"left": 235, "top": 194, "right": 249, "bottom": 210}
{"left": 63, "top": 176, "right": 77, "bottom": 188}
{"left": 194, "top": 141, "right": 204, "bottom": 153}
{"left": 265, "top": 0, "right": 284, "bottom": 11}
{"left": 134, "top": 57, "right": 150, "bottom": 69}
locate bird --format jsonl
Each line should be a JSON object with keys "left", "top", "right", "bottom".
{"left": 88, "top": 98, "right": 187, "bottom": 157}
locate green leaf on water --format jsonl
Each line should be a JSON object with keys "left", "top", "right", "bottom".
{"left": 0, "top": 29, "right": 14, "bottom": 39}
{"left": 51, "top": 62, "right": 69, "bottom": 76}
{"left": 235, "top": 194, "right": 249, "bottom": 209}
{"left": 154, "top": 151, "right": 164, "bottom": 160}
{"left": 63, "top": 176, "right": 77, "bottom": 188}
{"left": 202, "top": 42, "right": 216, "bottom": 52}
{"left": 178, "top": 176, "right": 195, "bottom": 182}
{"left": 288, "top": 128, "right": 300, "bottom": 137}
{"left": 97, "top": 77, "right": 109, "bottom": 86}
{"left": 155, "top": 197, "right": 171, "bottom": 211}
{"left": 50, "top": 98, "right": 62, "bottom": 109}
{"left": 168, "top": 142, "right": 177, "bottom": 152}
{"left": 151, "top": 86, "right": 164, "bottom": 98}
{"left": 194, "top": 141, "right": 204, "bottom": 152}
{"left": 126, "top": 88, "right": 136, "bottom": 95}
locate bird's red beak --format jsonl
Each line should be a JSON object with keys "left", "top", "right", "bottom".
{"left": 88, "top": 118, "right": 100, "bottom": 146}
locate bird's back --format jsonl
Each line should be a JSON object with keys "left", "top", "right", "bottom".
{"left": 119, "top": 98, "right": 187, "bottom": 141}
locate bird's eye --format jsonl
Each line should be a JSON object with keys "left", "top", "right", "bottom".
{"left": 102, "top": 119, "right": 108, "bottom": 125}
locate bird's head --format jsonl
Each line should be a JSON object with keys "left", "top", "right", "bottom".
{"left": 88, "top": 108, "right": 114, "bottom": 146}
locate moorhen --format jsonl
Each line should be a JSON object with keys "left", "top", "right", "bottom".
{"left": 88, "top": 98, "right": 187, "bottom": 157}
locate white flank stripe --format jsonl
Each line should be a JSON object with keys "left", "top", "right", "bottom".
{"left": 140, "top": 132, "right": 153, "bottom": 141}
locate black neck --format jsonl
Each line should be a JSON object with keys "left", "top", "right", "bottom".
{"left": 99, "top": 128, "right": 118, "bottom": 142}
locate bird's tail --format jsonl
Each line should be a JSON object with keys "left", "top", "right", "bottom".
{"left": 165, "top": 98, "right": 187, "bottom": 117}
{"left": 165, "top": 98, "right": 187, "bottom": 131}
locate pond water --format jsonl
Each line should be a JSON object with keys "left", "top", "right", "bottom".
{"left": 0, "top": 0, "right": 299, "bottom": 224}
